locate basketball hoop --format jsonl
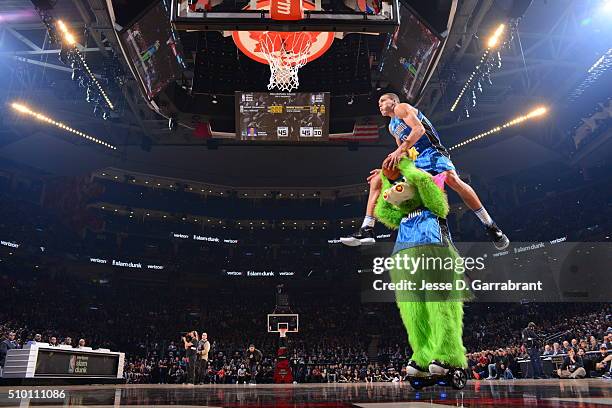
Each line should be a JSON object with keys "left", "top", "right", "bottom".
{"left": 232, "top": 0, "right": 334, "bottom": 92}
{"left": 259, "top": 31, "right": 314, "bottom": 92}
{"left": 278, "top": 327, "right": 288, "bottom": 338}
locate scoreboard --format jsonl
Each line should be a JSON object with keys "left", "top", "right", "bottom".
{"left": 236, "top": 92, "right": 330, "bottom": 141}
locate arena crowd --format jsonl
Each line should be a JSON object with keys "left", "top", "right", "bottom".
{"left": 1, "top": 273, "right": 610, "bottom": 383}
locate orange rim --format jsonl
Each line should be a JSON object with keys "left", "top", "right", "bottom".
{"left": 232, "top": 0, "right": 334, "bottom": 66}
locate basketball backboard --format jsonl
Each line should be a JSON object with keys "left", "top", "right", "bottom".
{"left": 171, "top": 0, "right": 399, "bottom": 33}
{"left": 267, "top": 313, "right": 299, "bottom": 333}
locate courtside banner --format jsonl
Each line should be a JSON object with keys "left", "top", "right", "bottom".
{"left": 358, "top": 242, "right": 612, "bottom": 302}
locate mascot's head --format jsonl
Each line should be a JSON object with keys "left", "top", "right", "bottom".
{"left": 382, "top": 167, "right": 417, "bottom": 206}
{"left": 380, "top": 150, "right": 447, "bottom": 214}
{"left": 374, "top": 151, "right": 449, "bottom": 228}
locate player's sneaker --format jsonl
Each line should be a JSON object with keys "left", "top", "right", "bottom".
{"left": 406, "top": 360, "right": 430, "bottom": 377}
{"left": 428, "top": 360, "right": 454, "bottom": 376}
{"left": 340, "top": 226, "right": 376, "bottom": 247}
{"left": 486, "top": 223, "right": 509, "bottom": 250}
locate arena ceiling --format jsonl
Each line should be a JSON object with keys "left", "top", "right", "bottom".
{"left": 0, "top": 0, "right": 609, "bottom": 187}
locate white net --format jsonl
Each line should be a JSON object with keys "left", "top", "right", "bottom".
{"left": 259, "top": 32, "right": 314, "bottom": 92}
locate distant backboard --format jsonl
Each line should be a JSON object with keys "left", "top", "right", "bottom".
{"left": 171, "top": 0, "right": 399, "bottom": 33}
{"left": 267, "top": 313, "right": 299, "bottom": 333}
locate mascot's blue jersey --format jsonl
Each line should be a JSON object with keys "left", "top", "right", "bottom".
{"left": 389, "top": 110, "right": 450, "bottom": 157}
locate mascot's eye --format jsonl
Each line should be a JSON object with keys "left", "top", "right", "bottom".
{"left": 395, "top": 185, "right": 404, "bottom": 192}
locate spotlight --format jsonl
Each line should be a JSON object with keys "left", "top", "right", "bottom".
{"left": 449, "top": 106, "right": 548, "bottom": 150}
{"left": 11, "top": 102, "right": 117, "bottom": 150}
{"left": 451, "top": 23, "right": 507, "bottom": 113}
{"left": 56, "top": 20, "right": 76, "bottom": 45}
{"left": 76, "top": 50, "right": 114, "bottom": 110}
{"left": 487, "top": 24, "right": 505, "bottom": 48}
{"left": 211, "top": 95, "right": 218, "bottom": 104}
{"left": 56, "top": 20, "right": 115, "bottom": 111}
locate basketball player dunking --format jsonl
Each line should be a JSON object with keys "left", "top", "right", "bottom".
{"left": 341, "top": 93, "right": 509, "bottom": 249}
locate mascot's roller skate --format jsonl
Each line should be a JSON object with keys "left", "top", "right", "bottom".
{"left": 375, "top": 149, "right": 470, "bottom": 390}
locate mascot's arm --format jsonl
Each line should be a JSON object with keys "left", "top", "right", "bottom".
{"left": 397, "top": 158, "right": 449, "bottom": 219}
{"left": 374, "top": 172, "right": 404, "bottom": 229}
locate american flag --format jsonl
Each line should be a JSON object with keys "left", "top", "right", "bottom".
{"left": 329, "top": 122, "right": 380, "bottom": 141}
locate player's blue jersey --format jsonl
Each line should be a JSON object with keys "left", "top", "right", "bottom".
{"left": 389, "top": 110, "right": 449, "bottom": 157}
{"left": 392, "top": 209, "right": 452, "bottom": 254}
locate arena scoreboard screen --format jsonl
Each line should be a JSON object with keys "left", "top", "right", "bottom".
{"left": 236, "top": 92, "right": 330, "bottom": 141}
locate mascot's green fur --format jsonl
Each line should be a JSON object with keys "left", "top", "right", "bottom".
{"left": 374, "top": 156, "right": 467, "bottom": 370}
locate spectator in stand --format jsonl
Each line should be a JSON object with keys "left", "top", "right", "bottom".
{"left": 557, "top": 348, "right": 586, "bottom": 379}
{"left": 571, "top": 338, "right": 579, "bottom": 351}
{"left": 498, "top": 349, "right": 514, "bottom": 379}
{"left": 167, "top": 341, "right": 178, "bottom": 358}
{"left": 590, "top": 345, "right": 611, "bottom": 377}
{"left": 552, "top": 343, "right": 562, "bottom": 356}
{"left": 562, "top": 340, "right": 571, "bottom": 353}
{"left": 27, "top": 334, "right": 42, "bottom": 345}
{"left": 62, "top": 337, "right": 72, "bottom": 347}
{"left": 0, "top": 331, "right": 19, "bottom": 376}
{"left": 170, "top": 364, "right": 186, "bottom": 383}
{"left": 49, "top": 336, "right": 59, "bottom": 347}
{"left": 76, "top": 338, "right": 86, "bottom": 348}
{"left": 542, "top": 344, "right": 553, "bottom": 356}
{"left": 506, "top": 347, "right": 519, "bottom": 377}
{"left": 472, "top": 352, "right": 489, "bottom": 380}
{"left": 486, "top": 349, "right": 502, "bottom": 380}
{"left": 605, "top": 331, "right": 612, "bottom": 349}
{"left": 158, "top": 359, "right": 169, "bottom": 384}
{"left": 588, "top": 336, "right": 598, "bottom": 351}
{"left": 217, "top": 366, "right": 226, "bottom": 383}
{"left": 237, "top": 364, "right": 247, "bottom": 384}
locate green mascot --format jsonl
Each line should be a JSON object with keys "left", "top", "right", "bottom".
{"left": 374, "top": 151, "right": 469, "bottom": 381}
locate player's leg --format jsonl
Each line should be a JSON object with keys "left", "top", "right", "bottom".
{"left": 415, "top": 150, "right": 508, "bottom": 249}
{"left": 443, "top": 169, "right": 509, "bottom": 250}
{"left": 340, "top": 170, "right": 381, "bottom": 246}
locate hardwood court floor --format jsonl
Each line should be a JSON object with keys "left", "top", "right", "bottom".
{"left": 1, "top": 379, "right": 611, "bottom": 407}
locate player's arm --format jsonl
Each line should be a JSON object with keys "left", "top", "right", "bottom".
{"left": 384, "top": 104, "right": 425, "bottom": 169}
{"left": 396, "top": 103, "right": 425, "bottom": 152}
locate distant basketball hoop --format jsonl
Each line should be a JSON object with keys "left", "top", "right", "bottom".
{"left": 232, "top": 0, "right": 334, "bottom": 91}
